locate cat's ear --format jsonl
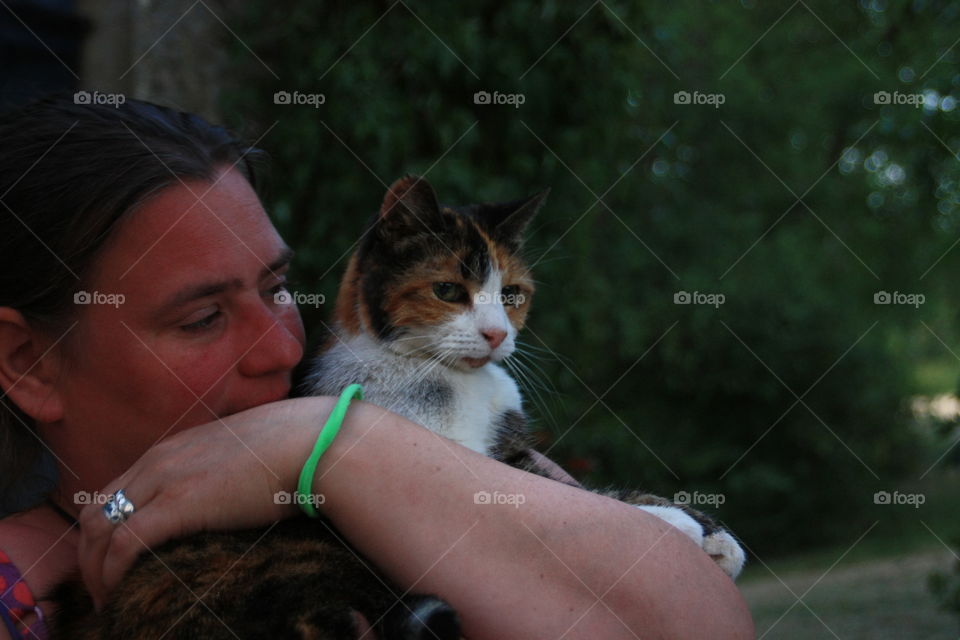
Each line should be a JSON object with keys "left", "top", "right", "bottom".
{"left": 487, "top": 188, "right": 549, "bottom": 248}
{"left": 378, "top": 175, "right": 441, "bottom": 233}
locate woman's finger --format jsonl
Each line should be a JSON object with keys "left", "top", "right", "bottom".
{"left": 76, "top": 474, "right": 157, "bottom": 609}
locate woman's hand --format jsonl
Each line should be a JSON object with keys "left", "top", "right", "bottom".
{"left": 76, "top": 396, "right": 335, "bottom": 609}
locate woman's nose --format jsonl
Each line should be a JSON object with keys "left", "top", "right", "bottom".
{"left": 237, "top": 302, "right": 303, "bottom": 377}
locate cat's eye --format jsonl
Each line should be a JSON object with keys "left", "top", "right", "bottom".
{"left": 501, "top": 285, "right": 524, "bottom": 308}
{"left": 433, "top": 282, "right": 467, "bottom": 303}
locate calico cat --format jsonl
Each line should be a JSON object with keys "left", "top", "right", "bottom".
{"left": 301, "top": 175, "right": 745, "bottom": 579}
{"left": 50, "top": 176, "right": 743, "bottom": 640}
{"left": 52, "top": 517, "right": 461, "bottom": 639}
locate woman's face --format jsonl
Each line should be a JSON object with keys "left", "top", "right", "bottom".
{"left": 46, "top": 166, "right": 305, "bottom": 478}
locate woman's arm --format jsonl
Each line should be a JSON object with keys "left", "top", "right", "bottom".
{"left": 77, "top": 396, "right": 753, "bottom": 639}
{"left": 313, "top": 401, "right": 753, "bottom": 639}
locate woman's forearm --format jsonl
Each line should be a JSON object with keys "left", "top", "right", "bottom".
{"left": 310, "top": 400, "right": 755, "bottom": 640}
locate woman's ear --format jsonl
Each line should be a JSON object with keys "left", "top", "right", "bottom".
{"left": 0, "top": 307, "right": 66, "bottom": 423}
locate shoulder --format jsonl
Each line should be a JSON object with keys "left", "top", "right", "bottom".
{"left": 0, "top": 508, "right": 79, "bottom": 601}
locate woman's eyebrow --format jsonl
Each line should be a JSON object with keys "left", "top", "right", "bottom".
{"left": 155, "top": 246, "right": 296, "bottom": 315}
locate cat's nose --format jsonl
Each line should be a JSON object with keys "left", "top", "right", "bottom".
{"left": 480, "top": 328, "right": 507, "bottom": 349}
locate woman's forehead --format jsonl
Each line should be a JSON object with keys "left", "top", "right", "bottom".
{"left": 91, "top": 168, "right": 283, "bottom": 287}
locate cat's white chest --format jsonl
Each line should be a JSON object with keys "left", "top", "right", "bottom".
{"left": 442, "top": 363, "right": 522, "bottom": 454}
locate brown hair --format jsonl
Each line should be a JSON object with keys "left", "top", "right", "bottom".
{"left": 0, "top": 93, "right": 265, "bottom": 513}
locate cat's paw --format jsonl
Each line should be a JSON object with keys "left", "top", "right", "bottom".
{"left": 635, "top": 504, "right": 704, "bottom": 547}
{"left": 635, "top": 505, "right": 746, "bottom": 580}
{"left": 702, "top": 530, "right": 745, "bottom": 580}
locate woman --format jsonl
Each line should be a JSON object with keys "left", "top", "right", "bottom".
{"left": 0, "top": 95, "right": 753, "bottom": 639}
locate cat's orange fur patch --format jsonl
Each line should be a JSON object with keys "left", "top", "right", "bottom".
{"left": 333, "top": 253, "right": 364, "bottom": 335}
{"left": 383, "top": 254, "right": 465, "bottom": 328}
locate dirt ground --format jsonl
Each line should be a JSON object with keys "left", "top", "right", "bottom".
{"left": 740, "top": 548, "right": 958, "bottom": 639}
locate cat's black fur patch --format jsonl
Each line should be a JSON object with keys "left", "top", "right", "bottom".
{"left": 489, "top": 409, "right": 534, "bottom": 462}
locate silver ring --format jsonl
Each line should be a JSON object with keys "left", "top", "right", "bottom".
{"left": 102, "top": 489, "right": 135, "bottom": 525}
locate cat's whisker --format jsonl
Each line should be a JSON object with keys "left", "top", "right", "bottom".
{"left": 513, "top": 352, "right": 562, "bottom": 410}
{"left": 510, "top": 349, "right": 560, "bottom": 378}
{"left": 407, "top": 349, "right": 453, "bottom": 387}
{"left": 510, "top": 350, "right": 559, "bottom": 394}
{"left": 508, "top": 355, "right": 556, "bottom": 398}
{"left": 503, "top": 356, "right": 559, "bottom": 430}
{"left": 395, "top": 344, "right": 437, "bottom": 359}
{"left": 514, "top": 339, "right": 559, "bottom": 356}
{"left": 507, "top": 355, "right": 555, "bottom": 404}
{"left": 510, "top": 345, "right": 552, "bottom": 363}
{"left": 504, "top": 358, "right": 553, "bottom": 430}
{"left": 410, "top": 356, "right": 448, "bottom": 388}
{"left": 515, "top": 339, "right": 576, "bottom": 368}
{"left": 390, "top": 335, "right": 430, "bottom": 343}
{"left": 402, "top": 351, "right": 439, "bottom": 382}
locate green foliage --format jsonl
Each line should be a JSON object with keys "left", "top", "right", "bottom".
{"left": 221, "top": 1, "right": 960, "bottom": 555}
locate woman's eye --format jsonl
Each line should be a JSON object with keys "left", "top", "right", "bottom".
{"left": 181, "top": 311, "right": 221, "bottom": 333}
{"left": 433, "top": 282, "right": 467, "bottom": 303}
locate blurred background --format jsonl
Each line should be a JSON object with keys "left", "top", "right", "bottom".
{"left": 4, "top": 0, "right": 960, "bottom": 636}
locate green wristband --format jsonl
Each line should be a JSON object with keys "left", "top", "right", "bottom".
{"left": 297, "top": 383, "right": 364, "bottom": 518}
